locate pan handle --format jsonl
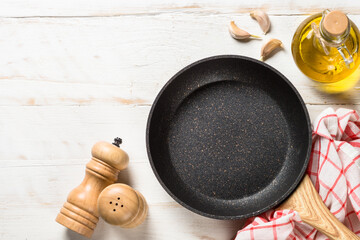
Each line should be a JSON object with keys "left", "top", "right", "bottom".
{"left": 277, "top": 175, "right": 359, "bottom": 240}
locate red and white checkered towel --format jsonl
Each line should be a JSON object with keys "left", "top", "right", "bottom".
{"left": 235, "top": 108, "right": 360, "bottom": 240}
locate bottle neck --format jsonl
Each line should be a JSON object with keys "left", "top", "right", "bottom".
{"left": 319, "top": 15, "right": 350, "bottom": 46}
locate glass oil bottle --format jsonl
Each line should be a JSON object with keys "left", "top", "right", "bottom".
{"left": 292, "top": 10, "right": 360, "bottom": 93}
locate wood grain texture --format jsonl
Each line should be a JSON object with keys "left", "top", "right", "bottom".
{"left": 278, "top": 175, "right": 360, "bottom": 240}
{"left": 0, "top": 2, "right": 360, "bottom": 239}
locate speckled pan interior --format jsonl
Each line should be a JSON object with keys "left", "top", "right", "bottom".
{"left": 146, "top": 55, "right": 311, "bottom": 219}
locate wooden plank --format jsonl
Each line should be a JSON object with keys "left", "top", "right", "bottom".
{"left": 0, "top": 105, "right": 150, "bottom": 162}
{"left": 0, "top": 104, "right": 359, "bottom": 166}
{"left": 0, "top": 15, "right": 359, "bottom": 107}
{"left": 0, "top": 0, "right": 360, "bottom": 17}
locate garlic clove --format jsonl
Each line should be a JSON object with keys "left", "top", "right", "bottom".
{"left": 260, "top": 38, "right": 283, "bottom": 61}
{"left": 229, "top": 21, "right": 261, "bottom": 40}
{"left": 250, "top": 10, "right": 271, "bottom": 34}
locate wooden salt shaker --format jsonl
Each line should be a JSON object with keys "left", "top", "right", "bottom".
{"left": 97, "top": 183, "right": 148, "bottom": 228}
{"left": 56, "top": 138, "right": 129, "bottom": 238}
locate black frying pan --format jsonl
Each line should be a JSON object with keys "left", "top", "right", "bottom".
{"left": 146, "top": 55, "right": 311, "bottom": 219}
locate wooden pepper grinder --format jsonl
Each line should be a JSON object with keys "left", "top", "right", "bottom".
{"left": 56, "top": 138, "right": 129, "bottom": 238}
{"left": 97, "top": 183, "right": 148, "bottom": 228}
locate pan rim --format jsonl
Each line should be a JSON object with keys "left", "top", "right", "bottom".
{"left": 146, "top": 55, "right": 312, "bottom": 220}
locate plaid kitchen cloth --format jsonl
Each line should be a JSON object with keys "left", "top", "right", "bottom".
{"left": 235, "top": 108, "right": 360, "bottom": 240}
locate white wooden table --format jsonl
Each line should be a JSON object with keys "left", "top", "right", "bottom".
{"left": 1, "top": 1, "right": 360, "bottom": 239}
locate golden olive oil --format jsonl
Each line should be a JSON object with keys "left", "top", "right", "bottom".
{"left": 292, "top": 12, "right": 360, "bottom": 89}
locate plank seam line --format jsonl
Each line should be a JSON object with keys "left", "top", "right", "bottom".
{"left": 0, "top": 12, "right": 315, "bottom": 19}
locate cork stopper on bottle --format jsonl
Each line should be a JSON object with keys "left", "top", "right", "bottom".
{"left": 322, "top": 10, "right": 349, "bottom": 37}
